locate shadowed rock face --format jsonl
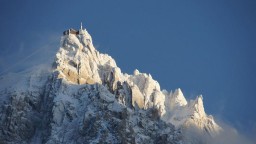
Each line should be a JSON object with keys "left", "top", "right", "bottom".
{"left": 0, "top": 28, "right": 221, "bottom": 144}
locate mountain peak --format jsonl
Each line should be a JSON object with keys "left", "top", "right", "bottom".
{"left": 190, "top": 95, "right": 206, "bottom": 118}
{"left": 172, "top": 88, "right": 188, "bottom": 107}
{"left": 0, "top": 26, "right": 222, "bottom": 143}
{"left": 62, "top": 28, "right": 94, "bottom": 51}
{"left": 54, "top": 28, "right": 117, "bottom": 85}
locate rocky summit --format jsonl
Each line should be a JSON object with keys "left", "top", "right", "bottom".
{"left": 0, "top": 26, "right": 221, "bottom": 144}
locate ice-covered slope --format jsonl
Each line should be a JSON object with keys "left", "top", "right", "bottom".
{"left": 0, "top": 27, "right": 221, "bottom": 143}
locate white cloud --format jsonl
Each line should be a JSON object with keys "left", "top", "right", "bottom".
{"left": 211, "top": 119, "right": 254, "bottom": 144}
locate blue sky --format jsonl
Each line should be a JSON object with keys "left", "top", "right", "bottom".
{"left": 0, "top": 0, "right": 256, "bottom": 137}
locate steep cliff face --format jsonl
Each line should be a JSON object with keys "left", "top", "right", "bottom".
{"left": 0, "top": 27, "right": 221, "bottom": 144}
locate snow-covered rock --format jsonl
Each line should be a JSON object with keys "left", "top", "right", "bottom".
{"left": 171, "top": 88, "right": 188, "bottom": 107}
{"left": 0, "top": 26, "right": 221, "bottom": 144}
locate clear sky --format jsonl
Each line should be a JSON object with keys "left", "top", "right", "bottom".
{"left": 0, "top": 0, "right": 255, "bottom": 138}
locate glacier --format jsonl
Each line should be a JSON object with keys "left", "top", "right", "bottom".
{"left": 0, "top": 26, "right": 221, "bottom": 144}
